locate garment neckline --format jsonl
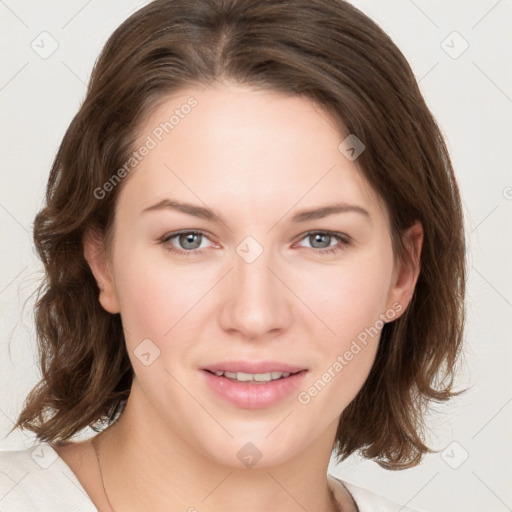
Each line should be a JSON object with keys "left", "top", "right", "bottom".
{"left": 327, "top": 474, "right": 360, "bottom": 511}
{"left": 48, "top": 442, "right": 357, "bottom": 511}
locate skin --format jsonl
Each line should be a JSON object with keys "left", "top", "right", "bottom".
{"left": 53, "top": 81, "right": 423, "bottom": 512}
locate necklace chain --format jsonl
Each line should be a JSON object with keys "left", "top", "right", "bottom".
{"left": 92, "top": 434, "right": 117, "bottom": 512}
{"left": 91, "top": 434, "right": 342, "bottom": 512}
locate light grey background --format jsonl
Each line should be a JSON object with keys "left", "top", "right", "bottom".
{"left": 0, "top": 1, "right": 511, "bottom": 511}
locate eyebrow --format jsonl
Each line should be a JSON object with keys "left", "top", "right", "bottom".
{"left": 141, "top": 198, "right": 371, "bottom": 223}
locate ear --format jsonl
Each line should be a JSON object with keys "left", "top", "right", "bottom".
{"left": 83, "top": 229, "right": 120, "bottom": 314}
{"left": 385, "top": 220, "right": 424, "bottom": 319}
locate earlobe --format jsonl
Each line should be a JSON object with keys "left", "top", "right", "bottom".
{"left": 386, "top": 220, "right": 424, "bottom": 319}
{"left": 83, "top": 229, "right": 120, "bottom": 314}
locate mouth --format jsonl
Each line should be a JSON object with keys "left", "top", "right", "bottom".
{"left": 200, "top": 362, "right": 308, "bottom": 409}
{"left": 203, "top": 368, "right": 305, "bottom": 383}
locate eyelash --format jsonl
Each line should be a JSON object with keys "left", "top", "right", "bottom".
{"left": 158, "top": 230, "right": 351, "bottom": 257}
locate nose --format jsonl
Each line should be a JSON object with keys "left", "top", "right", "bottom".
{"left": 218, "top": 241, "right": 292, "bottom": 341}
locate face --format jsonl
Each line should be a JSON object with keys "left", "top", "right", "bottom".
{"left": 86, "top": 81, "right": 421, "bottom": 468}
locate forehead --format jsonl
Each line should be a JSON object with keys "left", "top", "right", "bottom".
{"left": 118, "top": 82, "right": 387, "bottom": 226}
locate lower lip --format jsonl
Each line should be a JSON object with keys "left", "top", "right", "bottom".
{"left": 201, "top": 370, "right": 308, "bottom": 409}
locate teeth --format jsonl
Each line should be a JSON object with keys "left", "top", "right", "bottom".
{"left": 213, "top": 370, "right": 292, "bottom": 382}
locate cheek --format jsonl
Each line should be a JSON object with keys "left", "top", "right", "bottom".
{"left": 111, "top": 243, "right": 200, "bottom": 344}
{"left": 303, "top": 250, "right": 393, "bottom": 336}
{"left": 296, "top": 252, "right": 392, "bottom": 409}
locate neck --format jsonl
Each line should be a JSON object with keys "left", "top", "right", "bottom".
{"left": 95, "top": 379, "right": 342, "bottom": 512}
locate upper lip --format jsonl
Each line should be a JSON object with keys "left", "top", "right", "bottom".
{"left": 202, "top": 361, "right": 307, "bottom": 374}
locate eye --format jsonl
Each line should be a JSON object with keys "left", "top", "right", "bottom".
{"left": 295, "top": 231, "right": 351, "bottom": 255}
{"left": 159, "top": 229, "right": 351, "bottom": 257}
{"left": 160, "top": 230, "right": 213, "bottom": 256}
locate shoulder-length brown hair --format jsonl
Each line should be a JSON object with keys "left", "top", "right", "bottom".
{"left": 12, "top": 0, "right": 466, "bottom": 469}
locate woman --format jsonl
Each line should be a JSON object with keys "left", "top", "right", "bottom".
{"left": 1, "top": 0, "right": 466, "bottom": 510}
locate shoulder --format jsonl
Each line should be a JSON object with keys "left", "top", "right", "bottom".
{"left": 0, "top": 442, "right": 97, "bottom": 512}
{"left": 328, "top": 474, "right": 428, "bottom": 512}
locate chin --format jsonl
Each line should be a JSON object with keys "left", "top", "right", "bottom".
{"left": 195, "top": 425, "right": 306, "bottom": 470}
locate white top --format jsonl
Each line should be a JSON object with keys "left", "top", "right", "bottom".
{"left": 0, "top": 443, "right": 425, "bottom": 511}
